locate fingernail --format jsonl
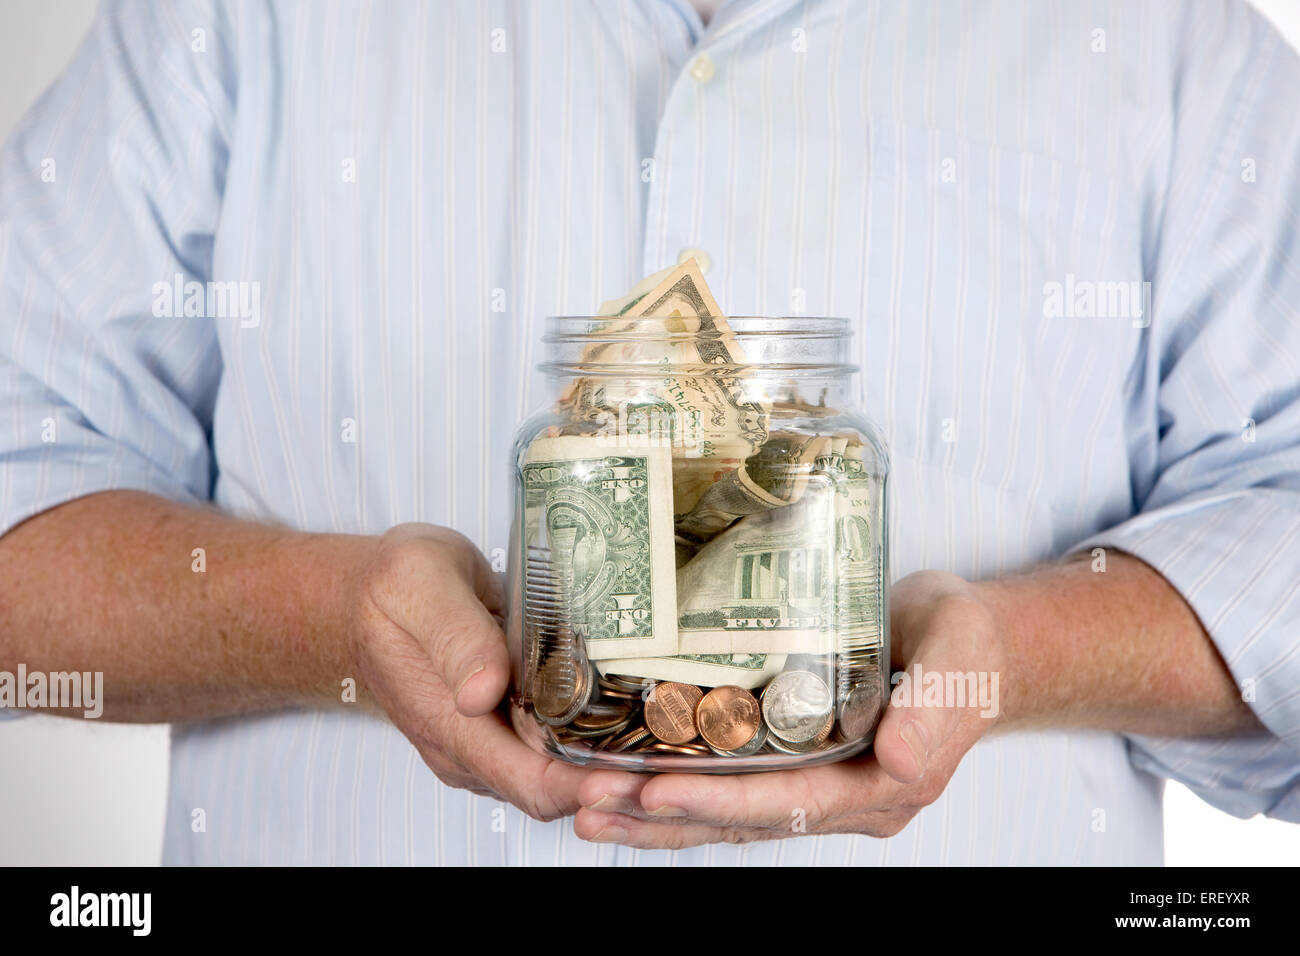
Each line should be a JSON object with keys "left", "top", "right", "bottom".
{"left": 591, "top": 825, "right": 629, "bottom": 844}
{"left": 647, "top": 805, "right": 687, "bottom": 817}
{"left": 587, "top": 794, "right": 635, "bottom": 814}
{"left": 454, "top": 658, "right": 486, "bottom": 704}
{"left": 900, "top": 720, "right": 930, "bottom": 777}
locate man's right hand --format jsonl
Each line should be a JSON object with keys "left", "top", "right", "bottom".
{"left": 344, "top": 523, "right": 588, "bottom": 821}
{"left": 0, "top": 492, "right": 588, "bottom": 825}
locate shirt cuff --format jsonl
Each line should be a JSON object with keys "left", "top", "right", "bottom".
{"left": 1073, "top": 488, "right": 1300, "bottom": 820}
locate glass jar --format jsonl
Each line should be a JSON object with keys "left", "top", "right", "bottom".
{"left": 506, "top": 315, "right": 889, "bottom": 772}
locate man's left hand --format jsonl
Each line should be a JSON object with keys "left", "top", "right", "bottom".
{"left": 572, "top": 571, "right": 1007, "bottom": 848}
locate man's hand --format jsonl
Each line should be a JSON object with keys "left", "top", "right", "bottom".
{"left": 343, "top": 523, "right": 588, "bottom": 821}
{"left": 571, "top": 571, "right": 1004, "bottom": 848}
{"left": 0, "top": 492, "right": 590, "bottom": 824}
{"left": 569, "top": 551, "right": 1258, "bottom": 849}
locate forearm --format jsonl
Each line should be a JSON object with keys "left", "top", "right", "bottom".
{"left": 976, "top": 550, "right": 1260, "bottom": 737}
{"left": 0, "top": 491, "right": 374, "bottom": 722}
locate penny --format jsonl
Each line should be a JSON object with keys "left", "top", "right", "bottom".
{"left": 761, "top": 671, "right": 834, "bottom": 745}
{"left": 647, "top": 741, "right": 712, "bottom": 756}
{"left": 569, "top": 710, "right": 633, "bottom": 737}
{"left": 603, "top": 723, "right": 653, "bottom": 753}
{"left": 644, "top": 682, "right": 703, "bottom": 745}
{"left": 709, "top": 723, "right": 768, "bottom": 757}
{"left": 696, "top": 685, "right": 762, "bottom": 753}
{"left": 534, "top": 656, "right": 593, "bottom": 726}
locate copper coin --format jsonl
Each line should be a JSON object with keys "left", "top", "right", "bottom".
{"left": 644, "top": 682, "right": 703, "bottom": 745}
{"left": 647, "top": 741, "right": 712, "bottom": 756}
{"left": 568, "top": 711, "right": 633, "bottom": 738}
{"left": 603, "top": 724, "right": 653, "bottom": 753}
{"left": 696, "top": 685, "right": 762, "bottom": 753}
{"left": 534, "top": 656, "right": 592, "bottom": 726}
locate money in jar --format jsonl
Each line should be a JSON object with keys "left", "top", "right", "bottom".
{"left": 508, "top": 262, "right": 889, "bottom": 773}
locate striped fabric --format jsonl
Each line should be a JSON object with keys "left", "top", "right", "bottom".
{"left": 1, "top": 0, "right": 1297, "bottom": 865}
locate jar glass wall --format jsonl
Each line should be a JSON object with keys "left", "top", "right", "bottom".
{"left": 507, "top": 315, "right": 889, "bottom": 773}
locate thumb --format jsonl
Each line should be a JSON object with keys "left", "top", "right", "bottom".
{"left": 873, "top": 636, "right": 969, "bottom": 784}
{"left": 367, "top": 528, "right": 511, "bottom": 718}
{"left": 431, "top": 594, "right": 512, "bottom": 718}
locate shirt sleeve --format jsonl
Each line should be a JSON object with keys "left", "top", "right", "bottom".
{"left": 0, "top": 0, "right": 236, "bottom": 539}
{"left": 1073, "top": 3, "right": 1300, "bottom": 821}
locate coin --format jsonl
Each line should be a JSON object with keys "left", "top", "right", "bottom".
{"left": 835, "top": 681, "right": 883, "bottom": 742}
{"left": 696, "top": 685, "right": 763, "bottom": 753}
{"left": 764, "top": 713, "right": 833, "bottom": 753}
{"left": 761, "top": 671, "right": 834, "bottom": 744}
{"left": 603, "top": 723, "right": 653, "bottom": 753}
{"left": 596, "top": 686, "right": 643, "bottom": 701}
{"left": 644, "top": 682, "right": 703, "bottom": 745}
{"left": 601, "top": 674, "right": 654, "bottom": 695}
{"left": 709, "top": 723, "right": 768, "bottom": 757}
{"left": 647, "top": 741, "right": 711, "bottom": 756}
{"left": 580, "top": 701, "right": 637, "bottom": 719}
{"left": 569, "top": 709, "right": 634, "bottom": 737}
{"left": 534, "top": 656, "right": 593, "bottom": 726}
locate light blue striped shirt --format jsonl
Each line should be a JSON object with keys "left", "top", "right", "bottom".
{"left": 2, "top": 0, "right": 1298, "bottom": 865}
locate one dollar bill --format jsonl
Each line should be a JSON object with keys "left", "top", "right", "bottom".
{"left": 522, "top": 436, "right": 679, "bottom": 661}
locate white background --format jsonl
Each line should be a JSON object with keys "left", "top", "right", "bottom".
{"left": 2, "top": 0, "right": 1299, "bottom": 866}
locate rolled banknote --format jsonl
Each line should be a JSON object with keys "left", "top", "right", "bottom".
{"left": 596, "top": 651, "right": 785, "bottom": 691}
{"left": 674, "top": 430, "right": 832, "bottom": 543}
{"left": 560, "top": 260, "right": 769, "bottom": 461}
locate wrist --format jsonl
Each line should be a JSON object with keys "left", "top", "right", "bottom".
{"left": 968, "top": 576, "right": 1035, "bottom": 731}
{"left": 260, "top": 530, "right": 381, "bottom": 710}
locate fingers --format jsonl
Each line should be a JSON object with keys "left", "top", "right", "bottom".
{"left": 574, "top": 807, "right": 770, "bottom": 850}
{"left": 363, "top": 526, "right": 510, "bottom": 717}
{"left": 578, "top": 762, "right": 896, "bottom": 833}
{"left": 573, "top": 762, "right": 920, "bottom": 847}
{"left": 450, "top": 705, "right": 589, "bottom": 821}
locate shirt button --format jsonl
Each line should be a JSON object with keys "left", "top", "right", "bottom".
{"left": 689, "top": 54, "right": 715, "bottom": 83}
{"left": 678, "top": 247, "right": 713, "bottom": 273}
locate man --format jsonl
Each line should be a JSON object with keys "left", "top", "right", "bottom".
{"left": 1, "top": 0, "right": 1297, "bottom": 865}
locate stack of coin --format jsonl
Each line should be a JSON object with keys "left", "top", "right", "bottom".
{"left": 537, "top": 660, "right": 880, "bottom": 760}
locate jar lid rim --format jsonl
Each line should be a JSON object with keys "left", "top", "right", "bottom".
{"left": 543, "top": 315, "right": 853, "bottom": 342}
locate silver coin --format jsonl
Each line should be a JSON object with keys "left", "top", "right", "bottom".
{"left": 761, "top": 670, "right": 834, "bottom": 744}
{"left": 765, "top": 712, "right": 834, "bottom": 753}
{"left": 835, "top": 680, "right": 883, "bottom": 743}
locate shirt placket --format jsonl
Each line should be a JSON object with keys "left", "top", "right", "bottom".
{"left": 640, "top": 0, "right": 806, "bottom": 284}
